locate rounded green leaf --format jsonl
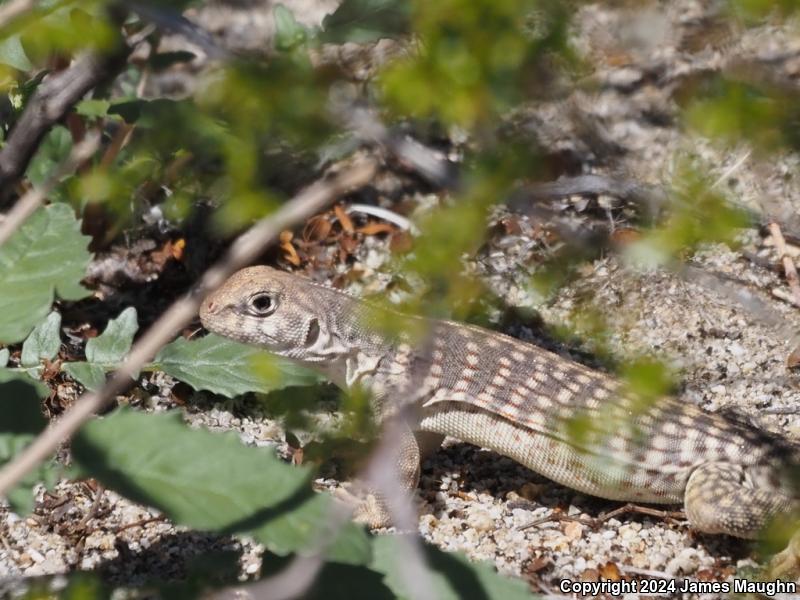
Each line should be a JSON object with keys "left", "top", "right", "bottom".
{"left": 72, "top": 408, "right": 370, "bottom": 563}
{"left": 21, "top": 311, "right": 62, "bottom": 368}
{"left": 154, "top": 334, "right": 321, "bottom": 397}
{"left": 371, "top": 535, "right": 534, "bottom": 600}
{"left": 0, "top": 204, "right": 91, "bottom": 344}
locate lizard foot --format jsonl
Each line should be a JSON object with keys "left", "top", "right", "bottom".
{"left": 332, "top": 486, "right": 393, "bottom": 529}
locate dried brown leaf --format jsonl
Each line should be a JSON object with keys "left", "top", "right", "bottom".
{"left": 280, "top": 241, "right": 301, "bottom": 266}
{"left": 695, "top": 569, "right": 716, "bottom": 582}
{"left": 303, "top": 216, "right": 333, "bottom": 242}
{"left": 524, "top": 556, "right": 550, "bottom": 574}
{"left": 611, "top": 228, "right": 641, "bottom": 246}
{"left": 339, "top": 234, "right": 358, "bottom": 255}
{"left": 788, "top": 344, "right": 800, "bottom": 370}
{"left": 358, "top": 221, "right": 396, "bottom": 236}
{"left": 171, "top": 238, "right": 186, "bottom": 260}
{"left": 334, "top": 204, "right": 354, "bottom": 234}
{"left": 390, "top": 231, "right": 413, "bottom": 253}
{"left": 501, "top": 217, "right": 523, "bottom": 236}
{"left": 599, "top": 561, "right": 621, "bottom": 581}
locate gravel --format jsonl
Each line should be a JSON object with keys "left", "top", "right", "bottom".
{"left": 5, "top": 0, "right": 800, "bottom": 597}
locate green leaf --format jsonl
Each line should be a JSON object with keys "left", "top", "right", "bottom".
{"left": 320, "top": 0, "right": 411, "bottom": 43}
{"left": 274, "top": 4, "right": 308, "bottom": 51}
{"left": 154, "top": 334, "right": 321, "bottom": 397}
{"left": 62, "top": 362, "right": 106, "bottom": 391}
{"left": 0, "top": 366, "right": 50, "bottom": 396}
{"left": 0, "top": 348, "right": 8, "bottom": 368}
{"left": 249, "top": 490, "right": 371, "bottom": 564}
{"left": 261, "top": 556, "right": 395, "bottom": 599}
{"left": 76, "top": 98, "right": 111, "bottom": 119}
{"left": 0, "top": 203, "right": 91, "bottom": 344}
{"left": 61, "top": 307, "right": 138, "bottom": 389}
{"left": 72, "top": 408, "right": 370, "bottom": 563}
{"left": 25, "top": 125, "right": 73, "bottom": 187}
{"left": 371, "top": 535, "right": 534, "bottom": 600}
{"left": 0, "top": 378, "right": 46, "bottom": 433}
{"left": 20, "top": 572, "right": 108, "bottom": 600}
{"left": 155, "top": 550, "right": 241, "bottom": 598}
{"left": 0, "top": 35, "right": 32, "bottom": 71}
{"left": 85, "top": 307, "right": 138, "bottom": 365}
{"left": 108, "top": 98, "right": 180, "bottom": 127}
{"left": 21, "top": 311, "right": 62, "bottom": 368}
{"left": 0, "top": 376, "right": 58, "bottom": 514}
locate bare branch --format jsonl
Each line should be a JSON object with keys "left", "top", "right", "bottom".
{"left": 362, "top": 417, "right": 437, "bottom": 600}
{"left": 0, "top": 46, "right": 131, "bottom": 199}
{"left": 0, "top": 158, "right": 377, "bottom": 499}
{"left": 0, "top": 133, "right": 100, "bottom": 248}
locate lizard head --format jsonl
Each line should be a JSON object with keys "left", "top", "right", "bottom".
{"left": 199, "top": 265, "right": 332, "bottom": 359}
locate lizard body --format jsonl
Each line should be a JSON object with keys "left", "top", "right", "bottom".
{"left": 199, "top": 266, "right": 800, "bottom": 544}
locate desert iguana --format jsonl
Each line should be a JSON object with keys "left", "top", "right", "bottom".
{"left": 200, "top": 266, "right": 800, "bottom": 571}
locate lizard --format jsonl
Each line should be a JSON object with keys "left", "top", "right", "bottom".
{"left": 199, "top": 265, "right": 800, "bottom": 573}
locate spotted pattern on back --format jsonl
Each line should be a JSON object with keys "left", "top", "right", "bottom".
{"left": 202, "top": 266, "right": 800, "bottom": 534}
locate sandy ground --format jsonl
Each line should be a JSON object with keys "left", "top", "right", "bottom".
{"left": 5, "top": 0, "right": 800, "bottom": 597}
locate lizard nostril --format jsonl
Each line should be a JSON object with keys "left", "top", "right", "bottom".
{"left": 203, "top": 300, "right": 216, "bottom": 314}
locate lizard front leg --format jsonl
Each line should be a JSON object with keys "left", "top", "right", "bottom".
{"left": 337, "top": 428, "right": 443, "bottom": 529}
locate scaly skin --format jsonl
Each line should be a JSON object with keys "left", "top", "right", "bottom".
{"left": 199, "top": 266, "right": 800, "bottom": 570}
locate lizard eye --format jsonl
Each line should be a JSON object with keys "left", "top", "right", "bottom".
{"left": 247, "top": 293, "right": 276, "bottom": 317}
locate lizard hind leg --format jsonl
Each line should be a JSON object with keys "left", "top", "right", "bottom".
{"left": 684, "top": 462, "right": 800, "bottom": 577}
{"left": 684, "top": 462, "right": 793, "bottom": 538}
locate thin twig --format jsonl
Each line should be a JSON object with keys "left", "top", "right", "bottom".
{"left": 710, "top": 149, "right": 751, "bottom": 190}
{"left": 75, "top": 483, "right": 104, "bottom": 530}
{"left": 772, "top": 287, "right": 800, "bottom": 308}
{"left": 768, "top": 222, "right": 800, "bottom": 308}
{"left": 0, "top": 133, "right": 100, "bottom": 248}
{"left": 113, "top": 515, "right": 167, "bottom": 533}
{"left": 0, "top": 158, "right": 377, "bottom": 499}
{"left": 362, "top": 416, "right": 437, "bottom": 600}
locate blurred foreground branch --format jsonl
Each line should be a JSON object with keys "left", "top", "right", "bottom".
{"left": 0, "top": 0, "right": 35, "bottom": 30}
{"left": 0, "top": 133, "right": 100, "bottom": 247}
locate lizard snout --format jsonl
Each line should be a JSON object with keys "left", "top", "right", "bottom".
{"left": 199, "top": 294, "right": 222, "bottom": 324}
